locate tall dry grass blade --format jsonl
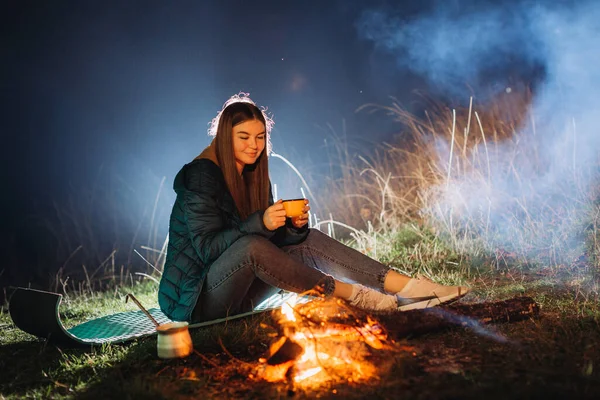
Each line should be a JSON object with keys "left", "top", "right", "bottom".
{"left": 127, "top": 211, "right": 145, "bottom": 267}
{"left": 139, "top": 246, "right": 165, "bottom": 255}
{"left": 133, "top": 249, "right": 161, "bottom": 275}
{"left": 311, "top": 212, "right": 318, "bottom": 229}
{"left": 446, "top": 109, "right": 457, "bottom": 190}
{"left": 475, "top": 112, "right": 491, "bottom": 183}
{"left": 463, "top": 96, "right": 473, "bottom": 158}
{"left": 312, "top": 219, "right": 362, "bottom": 237}
{"left": 54, "top": 245, "right": 83, "bottom": 293}
{"left": 82, "top": 264, "right": 91, "bottom": 293}
{"left": 133, "top": 272, "right": 160, "bottom": 284}
{"left": 328, "top": 213, "right": 336, "bottom": 239}
{"left": 148, "top": 176, "right": 166, "bottom": 249}
{"left": 139, "top": 239, "right": 168, "bottom": 274}
{"left": 89, "top": 249, "right": 118, "bottom": 281}
{"left": 271, "top": 152, "right": 318, "bottom": 209}
{"left": 156, "top": 234, "right": 168, "bottom": 273}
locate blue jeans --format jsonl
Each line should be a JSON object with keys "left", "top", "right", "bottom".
{"left": 191, "top": 228, "right": 391, "bottom": 322}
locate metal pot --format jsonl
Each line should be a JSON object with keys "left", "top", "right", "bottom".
{"left": 126, "top": 294, "right": 194, "bottom": 359}
{"left": 156, "top": 321, "right": 193, "bottom": 359}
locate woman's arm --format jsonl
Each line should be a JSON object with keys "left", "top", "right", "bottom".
{"left": 183, "top": 166, "right": 274, "bottom": 265}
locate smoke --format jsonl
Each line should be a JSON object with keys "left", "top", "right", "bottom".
{"left": 356, "top": 1, "right": 548, "bottom": 100}
{"left": 357, "top": 1, "right": 600, "bottom": 260}
{"left": 428, "top": 308, "right": 509, "bottom": 344}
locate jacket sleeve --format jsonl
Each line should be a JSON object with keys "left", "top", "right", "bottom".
{"left": 182, "top": 166, "right": 275, "bottom": 266}
{"left": 268, "top": 184, "right": 309, "bottom": 247}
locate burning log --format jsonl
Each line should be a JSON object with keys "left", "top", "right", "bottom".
{"left": 263, "top": 336, "right": 304, "bottom": 365}
{"left": 376, "top": 296, "right": 540, "bottom": 338}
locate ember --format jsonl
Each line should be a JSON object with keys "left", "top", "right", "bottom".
{"left": 258, "top": 292, "right": 388, "bottom": 386}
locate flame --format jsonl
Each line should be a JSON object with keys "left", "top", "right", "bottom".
{"left": 281, "top": 294, "right": 298, "bottom": 322}
{"left": 294, "top": 367, "right": 322, "bottom": 382}
{"left": 259, "top": 295, "right": 387, "bottom": 386}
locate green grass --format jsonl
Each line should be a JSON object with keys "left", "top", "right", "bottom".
{"left": 2, "top": 226, "right": 600, "bottom": 399}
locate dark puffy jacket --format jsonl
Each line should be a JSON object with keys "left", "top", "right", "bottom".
{"left": 158, "top": 158, "right": 308, "bottom": 321}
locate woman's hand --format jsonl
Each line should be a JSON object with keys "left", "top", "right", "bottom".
{"left": 291, "top": 199, "right": 310, "bottom": 229}
{"left": 263, "top": 199, "right": 287, "bottom": 231}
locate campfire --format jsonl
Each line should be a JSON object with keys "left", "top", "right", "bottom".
{"left": 254, "top": 291, "right": 540, "bottom": 388}
{"left": 257, "top": 292, "right": 390, "bottom": 387}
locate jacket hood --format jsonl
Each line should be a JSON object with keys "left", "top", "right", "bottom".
{"left": 173, "top": 140, "right": 219, "bottom": 193}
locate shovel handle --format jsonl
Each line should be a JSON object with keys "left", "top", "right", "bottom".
{"left": 125, "top": 293, "right": 161, "bottom": 328}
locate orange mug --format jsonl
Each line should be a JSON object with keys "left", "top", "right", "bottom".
{"left": 282, "top": 198, "right": 306, "bottom": 217}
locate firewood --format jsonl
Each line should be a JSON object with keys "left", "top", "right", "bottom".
{"left": 264, "top": 336, "right": 304, "bottom": 365}
{"left": 377, "top": 296, "right": 539, "bottom": 338}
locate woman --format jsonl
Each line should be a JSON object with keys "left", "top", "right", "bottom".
{"left": 158, "top": 94, "right": 467, "bottom": 322}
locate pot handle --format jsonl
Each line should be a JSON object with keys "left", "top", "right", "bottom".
{"left": 125, "top": 293, "right": 160, "bottom": 328}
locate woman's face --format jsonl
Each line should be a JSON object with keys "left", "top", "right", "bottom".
{"left": 232, "top": 119, "right": 266, "bottom": 174}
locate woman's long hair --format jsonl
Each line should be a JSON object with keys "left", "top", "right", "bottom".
{"left": 213, "top": 101, "right": 271, "bottom": 219}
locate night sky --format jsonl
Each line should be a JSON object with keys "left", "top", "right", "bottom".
{"left": 1, "top": 0, "right": 544, "bottom": 290}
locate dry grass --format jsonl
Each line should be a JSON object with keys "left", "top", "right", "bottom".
{"left": 317, "top": 90, "right": 532, "bottom": 227}
{"left": 315, "top": 89, "right": 600, "bottom": 271}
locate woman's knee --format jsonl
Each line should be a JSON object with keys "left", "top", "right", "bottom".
{"left": 306, "top": 228, "right": 332, "bottom": 243}
{"left": 235, "top": 234, "right": 275, "bottom": 253}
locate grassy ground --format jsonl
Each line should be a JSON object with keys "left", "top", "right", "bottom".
{"left": 2, "top": 227, "right": 600, "bottom": 399}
